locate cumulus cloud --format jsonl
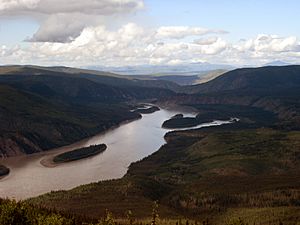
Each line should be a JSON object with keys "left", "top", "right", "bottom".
{"left": 0, "top": 19, "right": 299, "bottom": 66}
{"left": 0, "top": 0, "right": 144, "bottom": 42}
{"left": 155, "top": 26, "right": 227, "bottom": 39}
{"left": 27, "top": 14, "right": 90, "bottom": 42}
{"left": 235, "top": 34, "right": 299, "bottom": 53}
{"left": 193, "top": 37, "right": 218, "bottom": 45}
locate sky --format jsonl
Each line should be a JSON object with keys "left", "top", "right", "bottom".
{"left": 0, "top": 0, "right": 300, "bottom": 67}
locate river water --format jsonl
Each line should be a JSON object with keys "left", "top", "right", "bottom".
{"left": 0, "top": 108, "right": 235, "bottom": 200}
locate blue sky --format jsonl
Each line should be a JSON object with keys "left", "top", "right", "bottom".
{"left": 144, "top": 0, "right": 300, "bottom": 40}
{"left": 0, "top": 0, "right": 299, "bottom": 66}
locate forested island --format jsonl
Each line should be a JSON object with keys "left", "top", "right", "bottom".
{"left": 162, "top": 113, "right": 200, "bottom": 128}
{"left": 53, "top": 144, "right": 107, "bottom": 163}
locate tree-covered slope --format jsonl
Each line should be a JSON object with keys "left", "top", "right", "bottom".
{"left": 30, "top": 127, "right": 300, "bottom": 223}
{"left": 0, "top": 84, "right": 140, "bottom": 157}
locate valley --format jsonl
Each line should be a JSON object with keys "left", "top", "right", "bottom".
{"left": 0, "top": 65, "right": 299, "bottom": 224}
{"left": 1, "top": 2, "right": 300, "bottom": 224}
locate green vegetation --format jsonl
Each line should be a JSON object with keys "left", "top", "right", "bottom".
{"left": 162, "top": 104, "right": 278, "bottom": 130}
{"left": 162, "top": 116, "right": 199, "bottom": 129}
{"left": 29, "top": 128, "right": 300, "bottom": 224}
{"left": 53, "top": 144, "right": 107, "bottom": 163}
{"left": 172, "top": 66, "right": 300, "bottom": 130}
{"left": 0, "top": 165, "right": 9, "bottom": 177}
{"left": 191, "top": 104, "right": 277, "bottom": 128}
{"left": 3, "top": 198, "right": 296, "bottom": 225}
{"left": 0, "top": 64, "right": 177, "bottom": 157}
{"left": 0, "top": 198, "right": 89, "bottom": 225}
{"left": 162, "top": 111, "right": 233, "bottom": 129}
{"left": 0, "top": 84, "right": 140, "bottom": 156}
{"left": 1, "top": 65, "right": 300, "bottom": 223}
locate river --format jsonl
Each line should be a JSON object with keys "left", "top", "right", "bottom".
{"left": 0, "top": 108, "right": 235, "bottom": 200}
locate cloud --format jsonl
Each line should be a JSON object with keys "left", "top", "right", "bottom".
{"left": 155, "top": 26, "right": 227, "bottom": 39}
{"left": 1, "top": 23, "right": 299, "bottom": 67}
{"left": 193, "top": 37, "right": 218, "bottom": 45}
{"left": 0, "top": 0, "right": 144, "bottom": 15}
{"left": 27, "top": 14, "right": 90, "bottom": 42}
{"left": 0, "top": 0, "right": 144, "bottom": 42}
{"left": 235, "top": 34, "right": 299, "bottom": 53}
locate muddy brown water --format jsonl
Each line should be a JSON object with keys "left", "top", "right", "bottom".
{"left": 0, "top": 108, "right": 235, "bottom": 200}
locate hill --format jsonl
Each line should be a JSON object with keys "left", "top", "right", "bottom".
{"left": 0, "top": 65, "right": 180, "bottom": 92}
{"left": 29, "top": 127, "right": 300, "bottom": 224}
{"left": 169, "top": 66, "right": 300, "bottom": 130}
{"left": 0, "top": 84, "right": 140, "bottom": 157}
{"left": 2, "top": 65, "right": 300, "bottom": 224}
{"left": 181, "top": 66, "right": 300, "bottom": 94}
{"left": 0, "top": 65, "right": 180, "bottom": 157}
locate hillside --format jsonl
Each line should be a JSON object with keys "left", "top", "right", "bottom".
{"left": 1, "top": 65, "right": 300, "bottom": 224}
{"left": 26, "top": 65, "right": 300, "bottom": 224}
{"left": 181, "top": 66, "right": 300, "bottom": 94}
{"left": 0, "top": 65, "right": 180, "bottom": 157}
{"left": 0, "top": 75, "right": 174, "bottom": 103}
{"left": 0, "top": 84, "right": 141, "bottom": 157}
{"left": 195, "top": 69, "right": 227, "bottom": 84}
{"left": 0, "top": 65, "right": 180, "bottom": 92}
{"left": 29, "top": 127, "right": 300, "bottom": 224}
{"left": 129, "top": 70, "right": 227, "bottom": 86}
{"left": 169, "top": 66, "right": 300, "bottom": 129}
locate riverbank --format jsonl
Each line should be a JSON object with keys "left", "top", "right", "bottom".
{"left": 41, "top": 144, "right": 107, "bottom": 168}
{"left": 29, "top": 128, "right": 300, "bottom": 224}
{"left": 162, "top": 115, "right": 238, "bottom": 129}
{"left": 0, "top": 108, "right": 187, "bottom": 199}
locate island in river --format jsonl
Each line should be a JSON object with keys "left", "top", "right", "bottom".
{"left": 53, "top": 144, "right": 107, "bottom": 163}
{"left": 162, "top": 113, "right": 237, "bottom": 129}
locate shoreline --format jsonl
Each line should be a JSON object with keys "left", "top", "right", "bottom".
{"left": 0, "top": 114, "right": 143, "bottom": 171}
{"left": 39, "top": 116, "right": 143, "bottom": 168}
{"left": 41, "top": 144, "right": 107, "bottom": 168}
{"left": 0, "top": 103, "right": 190, "bottom": 163}
{"left": 0, "top": 105, "right": 238, "bottom": 200}
{"left": 39, "top": 104, "right": 195, "bottom": 169}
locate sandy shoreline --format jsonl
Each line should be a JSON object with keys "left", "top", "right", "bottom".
{"left": 40, "top": 156, "right": 58, "bottom": 168}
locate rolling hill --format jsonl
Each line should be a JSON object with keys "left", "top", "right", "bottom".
{"left": 1, "top": 65, "right": 300, "bottom": 224}
{"left": 170, "top": 66, "right": 300, "bottom": 130}
{"left": 0, "top": 65, "right": 178, "bottom": 157}
{"left": 0, "top": 84, "right": 141, "bottom": 157}
{"left": 29, "top": 127, "right": 300, "bottom": 223}
{"left": 181, "top": 66, "right": 300, "bottom": 94}
{"left": 0, "top": 65, "right": 180, "bottom": 92}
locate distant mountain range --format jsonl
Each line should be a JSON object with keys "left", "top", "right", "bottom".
{"left": 86, "top": 62, "right": 233, "bottom": 76}
{"left": 264, "top": 60, "right": 293, "bottom": 66}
